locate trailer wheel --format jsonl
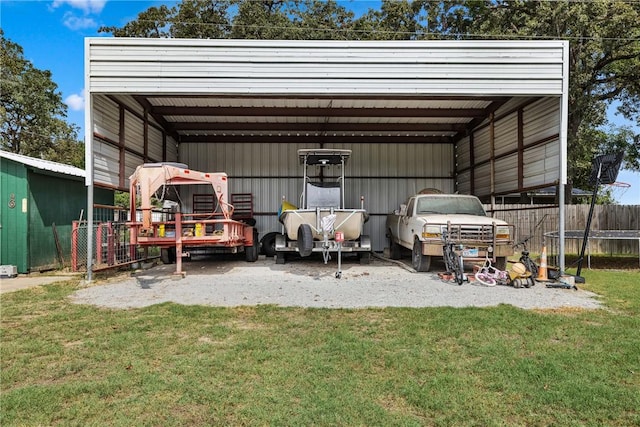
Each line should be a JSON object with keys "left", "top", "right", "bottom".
{"left": 161, "top": 247, "right": 176, "bottom": 264}
{"left": 297, "top": 224, "right": 314, "bottom": 257}
{"left": 245, "top": 230, "right": 259, "bottom": 262}
{"left": 260, "top": 232, "right": 278, "bottom": 257}
{"left": 412, "top": 238, "right": 431, "bottom": 272}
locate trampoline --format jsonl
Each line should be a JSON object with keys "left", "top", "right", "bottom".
{"left": 545, "top": 230, "right": 640, "bottom": 268}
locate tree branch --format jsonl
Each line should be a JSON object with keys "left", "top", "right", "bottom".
{"left": 595, "top": 50, "right": 640, "bottom": 70}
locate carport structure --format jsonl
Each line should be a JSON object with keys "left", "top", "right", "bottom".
{"left": 84, "top": 38, "right": 570, "bottom": 279}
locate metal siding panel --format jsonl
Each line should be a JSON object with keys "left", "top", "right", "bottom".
{"left": 180, "top": 144, "right": 207, "bottom": 172}
{"left": 522, "top": 140, "right": 559, "bottom": 188}
{"left": 494, "top": 112, "right": 518, "bottom": 157}
{"left": 124, "top": 152, "right": 144, "bottom": 188}
{"left": 91, "top": 62, "right": 562, "bottom": 79}
{"left": 474, "top": 127, "right": 491, "bottom": 163}
{"left": 0, "top": 158, "right": 29, "bottom": 272}
{"left": 112, "top": 95, "right": 145, "bottom": 115}
{"left": 523, "top": 98, "right": 560, "bottom": 145}
{"left": 148, "top": 126, "right": 163, "bottom": 162}
{"left": 544, "top": 140, "right": 560, "bottom": 183}
{"left": 180, "top": 142, "right": 310, "bottom": 177}
{"left": 179, "top": 143, "right": 456, "bottom": 195}
{"left": 90, "top": 77, "right": 563, "bottom": 95}
{"left": 93, "top": 95, "right": 119, "bottom": 142}
{"left": 167, "top": 136, "right": 178, "bottom": 162}
{"left": 124, "top": 110, "right": 144, "bottom": 154}
{"left": 493, "top": 97, "right": 534, "bottom": 116}
{"left": 88, "top": 39, "right": 565, "bottom": 96}
{"left": 457, "top": 170, "right": 471, "bottom": 194}
{"left": 436, "top": 143, "right": 455, "bottom": 178}
{"left": 457, "top": 136, "right": 471, "bottom": 169}
{"left": 474, "top": 163, "right": 491, "bottom": 196}
{"left": 523, "top": 145, "right": 546, "bottom": 188}
{"left": 93, "top": 138, "right": 120, "bottom": 187}
{"left": 494, "top": 154, "right": 519, "bottom": 194}
{"left": 175, "top": 140, "right": 455, "bottom": 251}
{"left": 28, "top": 172, "right": 86, "bottom": 271}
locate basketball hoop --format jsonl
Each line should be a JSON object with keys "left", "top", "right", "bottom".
{"left": 606, "top": 181, "right": 631, "bottom": 205}
{"left": 607, "top": 181, "right": 631, "bottom": 188}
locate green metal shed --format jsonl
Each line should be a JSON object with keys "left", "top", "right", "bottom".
{"left": 0, "top": 151, "right": 113, "bottom": 273}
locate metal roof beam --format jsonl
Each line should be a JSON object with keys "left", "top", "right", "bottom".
{"left": 171, "top": 122, "right": 468, "bottom": 132}
{"left": 151, "top": 106, "right": 488, "bottom": 118}
{"left": 180, "top": 135, "right": 454, "bottom": 144}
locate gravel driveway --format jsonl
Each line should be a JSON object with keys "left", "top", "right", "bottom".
{"left": 71, "top": 254, "right": 603, "bottom": 310}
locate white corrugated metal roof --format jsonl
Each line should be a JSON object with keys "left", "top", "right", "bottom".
{"left": 87, "top": 38, "right": 567, "bottom": 96}
{"left": 0, "top": 150, "right": 85, "bottom": 178}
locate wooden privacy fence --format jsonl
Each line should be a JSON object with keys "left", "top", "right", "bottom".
{"left": 484, "top": 204, "right": 640, "bottom": 259}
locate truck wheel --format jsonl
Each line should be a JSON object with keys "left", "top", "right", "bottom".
{"left": 389, "top": 231, "right": 401, "bottom": 260}
{"left": 297, "top": 224, "right": 314, "bottom": 257}
{"left": 161, "top": 247, "right": 176, "bottom": 264}
{"left": 495, "top": 256, "right": 507, "bottom": 271}
{"left": 412, "top": 238, "right": 431, "bottom": 272}
{"left": 260, "top": 232, "right": 278, "bottom": 257}
{"left": 245, "top": 230, "right": 259, "bottom": 262}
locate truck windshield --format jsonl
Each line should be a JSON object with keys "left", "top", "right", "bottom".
{"left": 416, "top": 196, "right": 487, "bottom": 216}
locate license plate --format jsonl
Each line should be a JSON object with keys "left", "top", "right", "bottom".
{"left": 463, "top": 248, "right": 478, "bottom": 257}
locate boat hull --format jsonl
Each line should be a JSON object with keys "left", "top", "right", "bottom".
{"left": 280, "top": 209, "right": 367, "bottom": 241}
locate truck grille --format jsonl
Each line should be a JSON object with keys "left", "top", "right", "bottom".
{"left": 444, "top": 224, "right": 510, "bottom": 243}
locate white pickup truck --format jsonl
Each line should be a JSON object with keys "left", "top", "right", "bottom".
{"left": 386, "top": 192, "right": 514, "bottom": 272}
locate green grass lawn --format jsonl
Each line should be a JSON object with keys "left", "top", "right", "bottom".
{"left": 1, "top": 269, "right": 639, "bottom": 426}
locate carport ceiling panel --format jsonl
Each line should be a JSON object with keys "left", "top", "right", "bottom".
{"left": 150, "top": 97, "right": 498, "bottom": 144}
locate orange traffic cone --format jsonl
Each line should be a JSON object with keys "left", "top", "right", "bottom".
{"left": 537, "top": 244, "right": 549, "bottom": 281}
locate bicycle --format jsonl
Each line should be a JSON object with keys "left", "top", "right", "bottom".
{"left": 474, "top": 249, "right": 509, "bottom": 287}
{"left": 442, "top": 230, "right": 467, "bottom": 285}
{"left": 514, "top": 236, "right": 539, "bottom": 279}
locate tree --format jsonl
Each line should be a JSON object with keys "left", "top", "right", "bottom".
{"left": 98, "top": 0, "right": 360, "bottom": 40}
{"left": 170, "top": 0, "right": 231, "bottom": 38}
{"left": 0, "top": 30, "right": 83, "bottom": 167}
{"left": 98, "top": 5, "right": 175, "bottom": 38}
{"left": 291, "top": 0, "right": 356, "bottom": 40}
{"left": 230, "top": 0, "right": 301, "bottom": 39}
{"left": 416, "top": 0, "right": 640, "bottom": 192}
{"left": 352, "top": 0, "right": 423, "bottom": 40}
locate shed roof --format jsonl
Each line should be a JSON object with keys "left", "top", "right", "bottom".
{"left": 0, "top": 150, "right": 85, "bottom": 178}
{"left": 86, "top": 38, "right": 568, "bottom": 148}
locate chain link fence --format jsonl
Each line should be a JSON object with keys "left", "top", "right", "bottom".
{"left": 71, "top": 206, "right": 152, "bottom": 272}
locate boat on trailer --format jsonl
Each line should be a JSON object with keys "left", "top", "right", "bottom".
{"left": 276, "top": 149, "right": 372, "bottom": 267}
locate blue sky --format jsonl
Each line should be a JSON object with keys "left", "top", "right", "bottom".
{"left": 2, "top": 0, "right": 638, "bottom": 204}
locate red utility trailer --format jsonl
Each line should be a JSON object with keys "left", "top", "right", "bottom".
{"left": 128, "top": 163, "right": 258, "bottom": 276}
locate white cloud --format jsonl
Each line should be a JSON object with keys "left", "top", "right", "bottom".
{"left": 62, "top": 12, "right": 97, "bottom": 30}
{"left": 65, "top": 91, "right": 85, "bottom": 111}
{"left": 52, "top": 0, "right": 107, "bottom": 15}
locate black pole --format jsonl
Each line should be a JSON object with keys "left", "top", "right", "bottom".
{"left": 575, "top": 165, "right": 602, "bottom": 279}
